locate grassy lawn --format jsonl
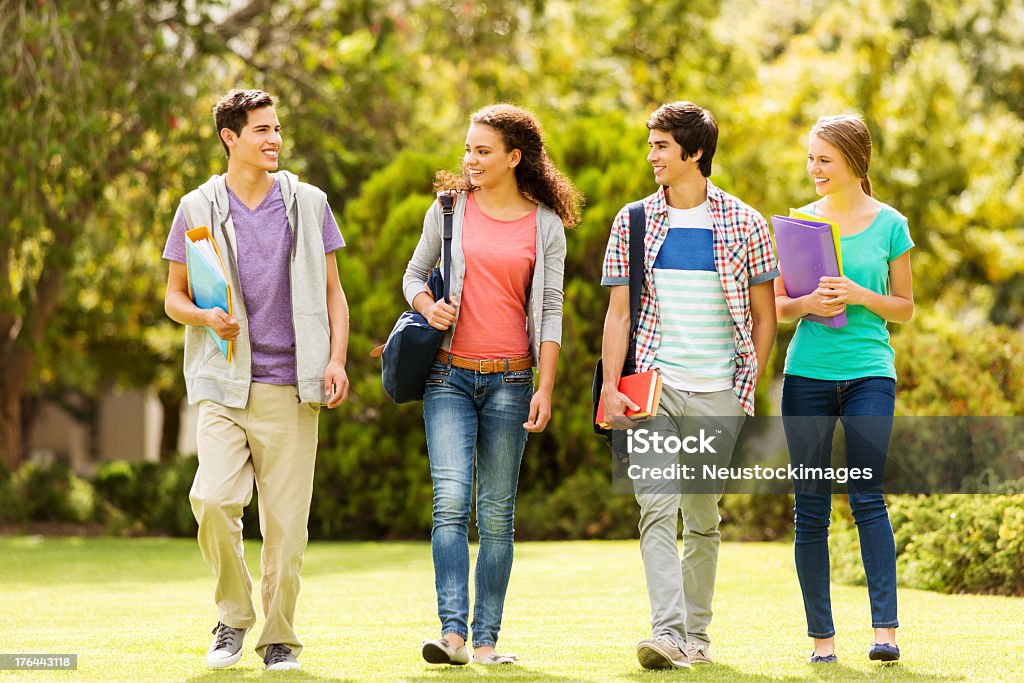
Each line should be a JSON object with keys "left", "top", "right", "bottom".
{"left": 0, "top": 537, "right": 1021, "bottom": 681}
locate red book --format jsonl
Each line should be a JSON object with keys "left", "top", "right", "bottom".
{"left": 595, "top": 369, "right": 663, "bottom": 429}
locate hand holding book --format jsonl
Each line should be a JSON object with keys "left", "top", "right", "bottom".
{"left": 595, "top": 369, "right": 663, "bottom": 430}
{"left": 600, "top": 385, "right": 642, "bottom": 431}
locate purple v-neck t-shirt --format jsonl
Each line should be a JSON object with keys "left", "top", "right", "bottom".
{"left": 163, "top": 179, "right": 345, "bottom": 385}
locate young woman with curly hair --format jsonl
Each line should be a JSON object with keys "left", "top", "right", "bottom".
{"left": 402, "top": 104, "right": 582, "bottom": 666}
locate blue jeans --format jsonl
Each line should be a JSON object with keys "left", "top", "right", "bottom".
{"left": 781, "top": 375, "right": 899, "bottom": 638}
{"left": 423, "top": 359, "right": 533, "bottom": 648}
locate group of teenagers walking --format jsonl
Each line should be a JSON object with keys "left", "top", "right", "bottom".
{"left": 162, "top": 89, "right": 914, "bottom": 672}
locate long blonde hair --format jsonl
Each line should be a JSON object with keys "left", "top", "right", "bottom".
{"left": 811, "top": 115, "right": 873, "bottom": 197}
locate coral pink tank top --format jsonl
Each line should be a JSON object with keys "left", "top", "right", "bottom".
{"left": 450, "top": 192, "right": 537, "bottom": 359}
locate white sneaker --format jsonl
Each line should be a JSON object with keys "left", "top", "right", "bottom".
{"left": 686, "top": 639, "right": 712, "bottom": 664}
{"left": 421, "top": 636, "right": 470, "bottom": 665}
{"left": 263, "top": 644, "right": 300, "bottom": 671}
{"left": 206, "top": 622, "right": 246, "bottom": 668}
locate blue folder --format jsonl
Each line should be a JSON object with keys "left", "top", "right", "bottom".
{"left": 185, "top": 226, "right": 232, "bottom": 360}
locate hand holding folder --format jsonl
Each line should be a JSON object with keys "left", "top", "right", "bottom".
{"left": 771, "top": 214, "right": 847, "bottom": 328}
{"left": 185, "top": 226, "right": 233, "bottom": 360}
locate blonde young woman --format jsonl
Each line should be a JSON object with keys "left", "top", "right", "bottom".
{"left": 402, "top": 104, "right": 582, "bottom": 665}
{"left": 775, "top": 115, "right": 914, "bottom": 664}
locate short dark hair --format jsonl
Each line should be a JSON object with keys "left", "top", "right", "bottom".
{"left": 213, "top": 89, "right": 276, "bottom": 157}
{"left": 647, "top": 102, "right": 718, "bottom": 177}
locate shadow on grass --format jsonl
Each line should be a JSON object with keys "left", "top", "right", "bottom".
{"left": 186, "top": 670, "right": 356, "bottom": 683}
{"left": 621, "top": 662, "right": 964, "bottom": 682}
{"left": 402, "top": 665, "right": 579, "bottom": 681}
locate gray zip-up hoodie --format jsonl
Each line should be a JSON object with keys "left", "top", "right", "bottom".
{"left": 402, "top": 192, "right": 567, "bottom": 362}
{"left": 177, "top": 171, "right": 331, "bottom": 407}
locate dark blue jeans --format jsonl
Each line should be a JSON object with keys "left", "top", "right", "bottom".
{"left": 781, "top": 374, "right": 899, "bottom": 638}
{"left": 423, "top": 359, "right": 533, "bottom": 648}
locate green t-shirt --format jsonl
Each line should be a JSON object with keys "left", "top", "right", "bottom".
{"left": 784, "top": 202, "right": 914, "bottom": 381}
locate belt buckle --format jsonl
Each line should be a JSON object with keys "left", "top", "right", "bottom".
{"left": 478, "top": 359, "right": 493, "bottom": 374}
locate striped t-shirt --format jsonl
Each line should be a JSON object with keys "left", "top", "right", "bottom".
{"left": 652, "top": 202, "right": 735, "bottom": 392}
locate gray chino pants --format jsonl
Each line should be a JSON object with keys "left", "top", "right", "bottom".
{"left": 633, "top": 385, "right": 745, "bottom": 648}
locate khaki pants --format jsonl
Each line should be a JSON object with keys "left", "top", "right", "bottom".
{"left": 190, "top": 383, "right": 320, "bottom": 658}
{"left": 635, "top": 385, "right": 745, "bottom": 648}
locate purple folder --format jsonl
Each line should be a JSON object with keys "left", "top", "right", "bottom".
{"left": 771, "top": 215, "right": 847, "bottom": 328}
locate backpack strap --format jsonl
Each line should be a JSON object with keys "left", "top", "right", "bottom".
{"left": 438, "top": 193, "right": 455, "bottom": 303}
{"left": 624, "top": 200, "right": 646, "bottom": 374}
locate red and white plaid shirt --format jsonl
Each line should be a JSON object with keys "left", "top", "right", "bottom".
{"left": 601, "top": 181, "right": 779, "bottom": 416}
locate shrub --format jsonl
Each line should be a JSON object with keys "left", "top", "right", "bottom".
{"left": 516, "top": 467, "right": 637, "bottom": 541}
{"left": 92, "top": 455, "right": 233, "bottom": 537}
{"left": 13, "top": 461, "right": 94, "bottom": 523}
{"left": 720, "top": 494, "right": 794, "bottom": 542}
{"left": 831, "top": 494, "right": 1024, "bottom": 595}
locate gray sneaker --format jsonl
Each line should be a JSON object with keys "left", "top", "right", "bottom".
{"left": 637, "top": 636, "right": 691, "bottom": 669}
{"left": 206, "top": 622, "right": 246, "bottom": 668}
{"left": 264, "top": 644, "right": 300, "bottom": 671}
{"left": 686, "top": 640, "right": 712, "bottom": 664}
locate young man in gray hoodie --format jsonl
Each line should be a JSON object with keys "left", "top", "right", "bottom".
{"left": 163, "top": 89, "right": 349, "bottom": 672}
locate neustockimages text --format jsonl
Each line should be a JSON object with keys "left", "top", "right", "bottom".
{"left": 624, "top": 429, "right": 873, "bottom": 483}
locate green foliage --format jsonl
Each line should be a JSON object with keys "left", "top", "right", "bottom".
{"left": 831, "top": 495, "right": 1024, "bottom": 596}
{"left": 719, "top": 494, "right": 794, "bottom": 542}
{"left": 516, "top": 468, "right": 638, "bottom": 540}
{"left": 894, "top": 313, "right": 1024, "bottom": 416}
{"left": 92, "top": 457, "right": 204, "bottom": 537}
{"left": 5, "top": 461, "right": 94, "bottom": 524}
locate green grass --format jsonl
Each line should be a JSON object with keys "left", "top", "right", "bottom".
{"left": 0, "top": 537, "right": 1021, "bottom": 681}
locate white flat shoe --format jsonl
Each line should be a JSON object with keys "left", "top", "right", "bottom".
{"left": 421, "top": 637, "right": 470, "bottom": 665}
{"left": 473, "top": 652, "right": 519, "bottom": 665}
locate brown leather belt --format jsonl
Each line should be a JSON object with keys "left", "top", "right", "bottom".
{"left": 435, "top": 350, "right": 533, "bottom": 374}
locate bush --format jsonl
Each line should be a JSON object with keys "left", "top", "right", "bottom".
{"left": 92, "top": 455, "right": 240, "bottom": 537}
{"left": 893, "top": 314, "right": 1024, "bottom": 415}
{"left": 0, "top": 461, "right": 25, "bottom": 523}
{"left": 516, "top": 468, "right": 637, "bottom": 541}
{"left": 12, "top": 461, "right": 94, "bottom": 524}
{"left": 720, "top": 494, "right": 793, "bottom": 542}
{"left": 830, "top": 494, "right": 1024, "bottom": 596}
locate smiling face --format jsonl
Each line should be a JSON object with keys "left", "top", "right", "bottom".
{"left": 222, "top": 106, "right": 281, "bottom": 172}
{"left": 463, "top": 122, "right": 520, "bottom": 189}
{"left": 647, "top": 128, "right": 701, "bottom": 187}
{"left": 807, "top": 134, "right": 858, "bottom": 196}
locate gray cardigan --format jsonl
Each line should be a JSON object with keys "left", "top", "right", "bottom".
{"left": 402, "top": 191, "right": 567, "bottom": 364}
{"left": 177, "top": 171, "right": 331, "bottom": 407}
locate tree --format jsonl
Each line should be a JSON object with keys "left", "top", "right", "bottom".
{"left": 0, "top": 0, "right": 272, "bottom": 468}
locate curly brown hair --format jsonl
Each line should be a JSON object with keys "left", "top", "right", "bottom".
{"left": 434, "top": 104, "right": 583, "bottom": 228}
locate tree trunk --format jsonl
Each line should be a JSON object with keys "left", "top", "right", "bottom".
{"left": 0, "top": 392, "right": 23, "bottom": 472}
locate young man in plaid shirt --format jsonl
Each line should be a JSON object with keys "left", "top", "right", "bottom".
{"left": 600, "top": 102, "right": 778, "bottom": 669}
